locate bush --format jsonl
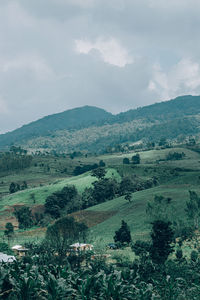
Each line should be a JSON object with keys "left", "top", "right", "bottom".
{"left": 123, "top": 157, "right": 130, "bottom": 164}
{"left": 175, "top": 249, "right": 183, "bottom": 260}
{"left": 191, "top": 250, "right": 198, "bottom": 262}
{"left": 114, "top": 220, "right": 132, "bottom": 245}
{"left": 132, "top": 154, "right": 140, "bottom": 164}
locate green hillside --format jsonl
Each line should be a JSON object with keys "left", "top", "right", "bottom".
{"left": 0, "top": 106, "right": 112, "bottom": 149}
{"left": 1, "top": 145, "right": 200, "bottom": 248}
{"left": 1, "top": 95, "right": 200, "bottom": 153}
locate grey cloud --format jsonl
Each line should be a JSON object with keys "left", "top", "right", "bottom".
{"left": 0, "top": 0, "right": 200, "bottom": 133}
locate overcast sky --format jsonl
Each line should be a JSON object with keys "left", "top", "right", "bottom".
{"left": 1, "top": 0, "right": 200, "bottom": 133}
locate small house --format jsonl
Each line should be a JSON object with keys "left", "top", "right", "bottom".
{"left": 12, "top": 245, "right": 29, "bottom": 257}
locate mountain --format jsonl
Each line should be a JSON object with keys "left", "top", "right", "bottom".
{"left": 0, "top": 95, "right": 200, "bottom": 152}
{"left": 108, "top": 95, "right": 200, "bottom": 124}
{"left": 0, "top": 106, "right": 112, "bottom": 149}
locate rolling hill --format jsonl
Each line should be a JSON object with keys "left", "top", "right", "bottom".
{"left": 1, "top": 95, "right": 200, "bottom": 152}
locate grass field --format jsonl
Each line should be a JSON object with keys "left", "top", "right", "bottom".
{"left": 1, "top": 146, "right": 200, "bottom": 252}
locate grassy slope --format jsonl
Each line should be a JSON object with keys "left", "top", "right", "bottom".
{"left": 1, "top": 147, "right": 200, "bottom": 247}
{"left": 0, "top": 168, "right": 120, "bottom": 209}
{"left": 85, "top": 148, "right": 200, "bottom": 245}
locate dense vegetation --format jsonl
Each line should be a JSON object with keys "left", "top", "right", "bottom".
{"left": 1, "top": 95, "right": 200, "bottom": 153}
{"left": 2, "top": 96, "right": 200, "bottom": 298}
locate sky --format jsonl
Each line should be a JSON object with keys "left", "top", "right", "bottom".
{"left": 1, "top": 0, "right": 200, "bottom": 133}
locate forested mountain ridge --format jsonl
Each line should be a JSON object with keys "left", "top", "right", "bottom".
{"left": 109, "top": 95, "right": 200, "bottom": 123}
{"left": 0, "top": 106, "right": 112, "bottom": 148}
{"left": 1, "top": 95, "right": 200, "bottom": 152}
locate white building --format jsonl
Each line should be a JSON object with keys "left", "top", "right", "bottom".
{"left": 0, "top": 252, "right": 16, "bottom": 263}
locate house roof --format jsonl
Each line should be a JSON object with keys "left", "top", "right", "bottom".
{"left": 0, "top": 253, "right": 16, "bottom": 263}
{"left": 12, "top": 245, "right": 23, "bottom": 250}
{"left": 12, "top": 245, "right": 28, "bottom": 251}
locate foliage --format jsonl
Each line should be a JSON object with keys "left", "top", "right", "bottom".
{"left": 99, "top": 160, "right": 106, "bottom": 167}
{"left": 2, "top": 247, "right": 200, "bottom": 299}
{"left": 146, "top": 195, "right": 173, "bottom": 222}
{"left": 91, "top": 167, "right": 106, "bottom": 180}
{"left": 91, "top": 178, "right": 118, "bottom": 204}
{"left": 4, "top": 223, "right": 14, "bottom": 241}
{"left": 131, "top": 153, "right": 140, "bottom": 164}
{"left": 9, "top": 181, "right": 28, "bottom": 194}
{"left": 132, "top": 240, "right": 151, "bottom": 258}
{"left": 114, "top": 220, "right": 132, "bottom": 246}
{"left": 45, "top": 216, "right": 88, "bottom": 260}
{"left": 190, "top": 250, "right": 198, "bottom": 262}
{"left": 9, "top": 182, "right": 20, "bottom": 194}
{"left": 73, "top": 163, "right": 98, "bottom": 176}
{"left": 166, "top": 151, "right": 185, "bottom": 160}
{"left": 123, "top": 157, "right": 130, "bottom": 164}
{"left": 124, "top": 192, "right": 132, "bottom": 203}
{"left": 0, "top": 152, "right": 32, "bottom": 171}
{"left": 0, "top": 242, "right": 13, "bottom": 255}
{"left": 150, "top": 220, "right": 174, "bottom": 264}
{"left": 14, "top": 207, "right": 33, "bottom": 229}
{"left": 185, "top": 190, "right": 200, "bottom": 228}
{"left": 44, "top": 185, "right": 79, "bottom": 218}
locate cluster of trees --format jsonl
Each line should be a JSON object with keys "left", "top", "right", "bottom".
{"left": 44, "top": 186, "right": 80, "bottom": 219}
{"left": 0, "top": 152, "right": 32, "bottom": 172}
{"left": 73, "top": 160, "right": 105, "bottom": 176}
{"left": 9, "top": 181, "right": 28, "bottom": 194}
{"left": 166, "top": 151, "right": 186, "bottom": 160}
{"left": 22, "top": 167, "right": 157, "bottom": 224}
{"left": 123, "top": 154, "right": 141, "bottom": 165}
{"left": 14, "top": 207, "right": 34, "bottom": 229}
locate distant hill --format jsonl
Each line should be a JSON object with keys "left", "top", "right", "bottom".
{"left": 0, "top": 106, "right": 112, "bottom": 149}
{"left": 0, "top": 95, "right": 200, "bottom": 152}
{"left": 108, "top": 95, "right": 200, "bottom": 123}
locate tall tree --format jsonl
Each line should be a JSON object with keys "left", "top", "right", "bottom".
{"left": 146, "top": 195, "right": 173, "bottom": 222}
{"left": 14, "top": 207, "right": 33, "bottom": 229}
{"left": 45, "top": 216, "right": 88, "bottom": 261}
{"left": 132, "top": 154, "right": 140, "bottom": 164}
{"left": 4, "top": 222, "right": 14, "bottom": 244}
{"left": 185, "top": 190, "right": 200, "bottom": 228}
{"left": 150, "top": 220, "right": 174, "bottom": 264}
{"left": 114, "top": 220, "right": 132, "bottom": 245}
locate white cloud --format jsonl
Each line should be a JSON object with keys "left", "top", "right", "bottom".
{"left": 149, "top": 58, "right": 200, "bottom": 99}
{"left": 75, "top": 37, "right": 133, "bottom": 67}
{"left": 1, "top": 55, "right": 54, "bottom": 81}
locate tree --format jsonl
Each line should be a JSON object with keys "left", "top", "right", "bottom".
{"left": 21, "top": 181, "right": 28, "bottom": 190}
{"left": 4, "top": 222, "right": 14, "bottom": 243}
{"left": 114, "top": 220, "right": 132, "bottom": 246}
{"left": 14, "top": 207, "right": 33, "bottom": 229}
{"left": 131, "top": 154, "right": 140, "bottom": 164}
{"left": 91, "top": 178, "right": 118, "bottom": 204}
{"left": 99, "top": 160, "right": 106, "bottom": 167}
{"left": 123, "top": 157, "right": 130, "bottom": 164}
{"left": 124, "top": 192, "right": 132, "bottom": 203}
{"left": 185, "top": 190, "right": 200, "bottom": 228}
{"left": 9, "top": 182, "right": 20, "bottom": 194}
{"left": 132, "top": 240, "right": 151, "bottom": 259}
{"left": 91, "top": 167, "right": 106, "bottom": 180}
{"left": 45, "top": 216, "right": 88, "bottom": 261}
{"left": 45, "top": 185, "right": 79, "bottom": 218}
{"left": 150, "top": 220, "right": 174, "bottom": 264}
{"left": 119, "top": 177, "right": 133, "bottom": 195}
{"left": 146, "top": 195, "right": 173, "bottom": 222}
